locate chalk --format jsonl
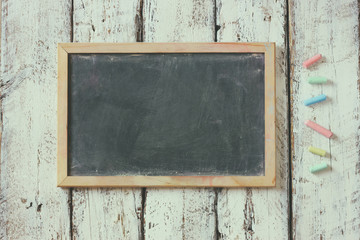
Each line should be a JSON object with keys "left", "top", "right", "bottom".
{"left": 310, "top": 162, "right": 328, "bottom": 173}
{"left": 303, "top": 94, "right": 326, "bottom": 106}
{"left": 305, "top": 120, "right": 333, "bottom": 138}
{"left": 308, "top": 76, "right": 327, "bottom": 84}
{"left": 303, "top": 54, "right": 322, "bottom": 68}
{"left": 308, "top": 146, "right": 326, "bottom": 157}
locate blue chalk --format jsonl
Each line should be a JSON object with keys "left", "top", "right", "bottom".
{"left": 303, "top": 94, "right": 326, "bottom": 106}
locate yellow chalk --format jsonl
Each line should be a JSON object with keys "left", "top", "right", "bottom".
{"left": 308, "top": 146, "right": 326, "bottom": 157}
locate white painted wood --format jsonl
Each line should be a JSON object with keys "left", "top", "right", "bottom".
{"left": 0, "top": 0, "right": 72, "bottom": 239}
{"left": 3, "top": 0, "right": 359, "bottom": 238}
{"left": 143, "top": 0, "right": 214, "bottom": 43}
{"left": 72, "top": 188, "right": 142, "bottom": 239}
{"left": 142, "top": 0, "right": 217, "bottom": 239}
{"left": 216, "top": 1, "right": 289, "bottom": 239}
{"left": 290, "top": 0, "right": 360, "bottom": 239}
{"left": 71, "top": 0, "right": 143, "bottom": 239}
{"left": 73, "top": 0, "right": 141, "bottom": 43}
{"left": 143, "top": 188, "right": 217, "bottom": 240}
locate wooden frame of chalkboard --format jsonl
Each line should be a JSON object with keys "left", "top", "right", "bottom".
{"left": 57, "top": 43, "right": 276, "bottom": 187}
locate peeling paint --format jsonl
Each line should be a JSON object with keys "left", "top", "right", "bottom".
{"left": 290, "top": 0, "right": 360, "bottom": 239}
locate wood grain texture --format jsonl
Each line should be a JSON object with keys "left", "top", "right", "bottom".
{"left": 0, "top": 0, "right": 72, "bottom": 239}
{"left": 216, "top": 0, "right": 289, "bottom": 239}
{"left": 59, "top": 175, "right": 274, "bottom": 188}
{"left": 142, "top": 0, "right": 217, "bottom": 239}
{"left": 290, "top": 0, "right": 360, "bottom": 239}
{"left": 73, "top": 0, "right": 141, "bottom": 43}
{"left": 0, "top": 0, "right": 2, "bottom": 235}
{"left": 71, "top": 188, "right": 142, "bottom": 239}
{"left": 71, "top": 0, "right": 143, "bottom": 239}
{"left": 57, "top": 45, "right": 68, "bottom": 185}
{"left": 59, "top": 42, "right": 271, "bottom": 53}
{"left": 3, "top": 0, "right": 359, "bottom": 238}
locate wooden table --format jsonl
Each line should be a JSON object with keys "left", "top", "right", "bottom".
{"left": 1, "top": 0, "right": 359, "bottom": 239}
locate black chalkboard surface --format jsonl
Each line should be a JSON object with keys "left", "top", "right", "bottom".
{"left": 57, "top": 43, "right": 276, "bottom": 187}
{"left": 69, "top": 52, "right": 265, "bottom": 176}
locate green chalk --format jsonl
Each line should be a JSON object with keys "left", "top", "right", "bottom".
{"left": 308, "top": 146, "right": 326, "bottom": 157}
{"left": 310, "top": 162, "right": 328, "bottom": 173}
{"left": 308, "top": 76, "right": 327, "bottom": 84}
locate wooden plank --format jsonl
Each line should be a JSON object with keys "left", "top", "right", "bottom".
{"left": 290, "top": 0, "right": 360, "bottom": 238}
{"left": 59, "top": 42, "right": 269, "bottom": 53}
{"left": 71, "top": 0, "right": 143, "bottom": 239}
{"left": 71, "top": 188, "right": 142, "bottom": 239}
{"left": 216, "top": 0, "right": 289, "bottom": 239}
{"left": 0, "top": 0, "right": 72, "bottom": 239}
{"left": 59, "top": 176, "right": 274, "bottom": 188}
{"left": 0, "top": 0, "right": 3, "bottom": 235}
{"left": 57, "top": 45, "right": 68, "bottom": 185}
{"left": 142, "top": 0, "right": 217, "bottom": 239}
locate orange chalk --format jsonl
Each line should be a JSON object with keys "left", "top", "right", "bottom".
{"left": 305, "top": 120, "right": 333, "bottom": 138}
{"left": 303, "top": 54, "right": 322, "bottom": 68}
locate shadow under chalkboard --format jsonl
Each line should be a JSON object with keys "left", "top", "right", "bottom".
{"left": 68, "top": 53, "right": 265, "bottom": 176}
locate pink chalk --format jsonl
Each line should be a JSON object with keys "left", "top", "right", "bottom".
{"left": 305, "top": 120, "right": 333, "bottom": 138}
{"left": 303, "top": 54, "right": 322, "bottom": 68}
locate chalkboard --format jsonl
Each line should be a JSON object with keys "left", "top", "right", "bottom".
{"left": 57, "top": 43, "right": 276, "bottom": 187}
